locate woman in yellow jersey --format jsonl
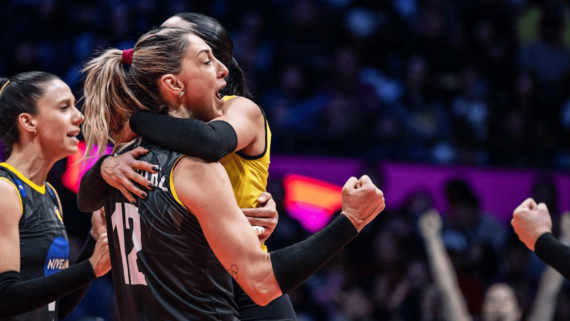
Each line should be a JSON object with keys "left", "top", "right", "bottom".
{"left": 77, "top": 13, "right": 296, "bottom": 320}
{"left": 0, "top": 72, "right": 110, "bottom": 320}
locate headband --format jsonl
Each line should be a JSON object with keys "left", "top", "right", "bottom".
{"left": 121, "top": 49, "right": 134, "bottom": 65}
{"left": 0, "top": 81, "right": 9, "bottom": 96}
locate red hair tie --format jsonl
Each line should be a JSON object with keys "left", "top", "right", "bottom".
{"left": 121, "top": 48, "right": 134, "bottom": 65}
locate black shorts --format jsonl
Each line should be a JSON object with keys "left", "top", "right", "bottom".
{"left": 233, "top": 279, "right": 297, "bottom": 321}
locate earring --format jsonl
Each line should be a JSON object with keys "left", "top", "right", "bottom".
{"left": 179, "top": 91, "right": 184, "bottom": 97}
{"left": 34, "top": 129, "right": 37, "bottom": 135}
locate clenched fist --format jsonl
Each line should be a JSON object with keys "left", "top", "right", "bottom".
{"left": 341, "top": 175, "right": 385, "bottom": 232}
{"left": 511, "top": 198, "right": 552, "bottom": 251}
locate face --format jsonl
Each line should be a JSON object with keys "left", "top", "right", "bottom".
{"left": 482, "top": 284, "right": 521, "bottom": 321}
{"left": 32, "top": 79, "right": 84, "bottom": 159}
{"left": 173, "top": 34, "right": 229, "bottom": 121}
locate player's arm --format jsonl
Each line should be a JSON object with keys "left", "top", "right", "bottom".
{"left": 127, "top": 97, "right": 264, "bottom": 160}
{"left": 174, "top": 158, "right": 384, "bottom": 306}
{"left": 0, "top": 180, "right": 110, "bottom": 318}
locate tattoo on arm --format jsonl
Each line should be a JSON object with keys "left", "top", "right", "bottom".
{"left": 227, "top": 264, "right": 238, "bottom": 281}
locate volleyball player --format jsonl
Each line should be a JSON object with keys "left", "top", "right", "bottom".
{"left": 78, "top": 13, "right": 293, "bottom": 320}
{"left": 81, "top": 27, "right": 385, "bottom": 320}
{"left": 0, "top": 73, "right": 111, "bottom": 320}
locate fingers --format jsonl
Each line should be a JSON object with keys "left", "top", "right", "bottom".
{"left": 246, "top": 216, "right": 276, "bottom": 228}
{"left": 358, "top": 175, "right": 373, "bottom": 187}
{"left": 252, "top": 226, "right": 265, "bottom": 236}
{"left": 129, "top": 146, "right": 151, "bottom": 159}
{"left": 538, "top": 202, "right": 549, "bottom": 213}
{"left": 516, "top": 198, "right": 537, "bottom": 212}
{"left": 343, "top": 177, "right": 358, "bottom": 191}
{"left": 242, "top": 207, "right": 276, "bottom": 218}
{"left": 117, "top": 185, "right": 137, "bottom": 205}
{"left": 257, "top": 192, "right": 272, "bottom": 205}
{"left": 131, "top": 160, "right": 158, "bottom": 174}
{"left": 125, "top": 169, "right": 154, "bottom": 191}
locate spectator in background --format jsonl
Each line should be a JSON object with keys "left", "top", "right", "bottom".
{"left": 420, "top": 209, "right": 570, "bottom": 321}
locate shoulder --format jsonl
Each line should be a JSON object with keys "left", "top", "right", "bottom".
{"left": 224, "top": 97, "right": 263, "bottom": 119}
{"left": 174, "top": 156, "right": 227, "bottom": 178}
{"left": 0, "top": 178, "right": 23, "bottom": 219}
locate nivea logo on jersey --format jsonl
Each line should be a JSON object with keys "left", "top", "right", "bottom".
{"left": 44, "top": 236, "right": 69, "bottom": 276}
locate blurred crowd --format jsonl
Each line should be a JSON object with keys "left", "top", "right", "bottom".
{"left": 2, "top": 0, "right": 570, "bottom": 320}
{"left": 1, "top": 0, "right": 569, "bottom": 168}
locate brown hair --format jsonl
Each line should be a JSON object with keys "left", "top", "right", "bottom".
{"left": 81, "top": 27, "right": 193, "bottom": 157}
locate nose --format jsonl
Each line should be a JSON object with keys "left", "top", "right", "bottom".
{"left": 217, "top": 58, "right": 229, "bottom": 79}
{"left": 73, "top": 106, "right": 85, "bottom": 125}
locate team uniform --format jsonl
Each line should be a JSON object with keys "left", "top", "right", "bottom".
{"left": 220, "top": 96, "right": 297, "bottom": 321}
{"left": 0, "top": 163, "right": 68, "bottom": 321}
{"left": 103, "top": 142, "right": 239, "bottom": 321}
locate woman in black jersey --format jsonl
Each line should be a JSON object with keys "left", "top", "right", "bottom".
{"left": 81, "top": 27, "right": 385, "bottom": 321}
{"left": 0, "top": 72, "right": 111, "bottom": 320}
{"left": 78, "top": 13, "right": 297, "bottom": 321}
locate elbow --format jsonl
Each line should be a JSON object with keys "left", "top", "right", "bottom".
{"left": 242, "top": 280, "right": 277, "bottom": 307}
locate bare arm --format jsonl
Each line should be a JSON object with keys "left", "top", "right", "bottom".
{"left": 0, "top": 180, "right": 23, "bottom": 275}
{"left": 528, "top": 212, "right": 570, "bottom": 321}
{"left": 174, "top": 158, "right": 385, "bottom": 306}
{"left": 419, "top": 210, "right": 472, "bottom": 321}
{"left": 174, "top": 157, "right": 281, "bottom": 305}
{"left": 213, "top": 97, "right": 265, "bottom": 154}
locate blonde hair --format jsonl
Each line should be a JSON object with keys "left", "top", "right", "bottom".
{"left": 81, "top": 27, "right": 192, "bottom": 158}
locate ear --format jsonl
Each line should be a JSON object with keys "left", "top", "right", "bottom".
{"left": 18, "top": 113, "right": 37, "bottom": 135}
{"left": 160, "top": 74, "right": 185, "bottom": 96}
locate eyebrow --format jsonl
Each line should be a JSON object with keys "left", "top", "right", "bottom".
{"left": 197, "top": 49, "right": 211, "bottom": 57}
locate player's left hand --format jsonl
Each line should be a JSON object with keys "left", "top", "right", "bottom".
{"left": 511, "top": 198, "right": 552, "bottom": 251}
{"left": 241, "top": 192, "right": 278, "bottom": 243}
{"left": 90, "top": 208, "right": 107, "bottom": 240}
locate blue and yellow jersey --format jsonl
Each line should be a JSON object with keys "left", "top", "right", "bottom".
{"left": 0, "top": 163, "right": 68, "bottom": 321}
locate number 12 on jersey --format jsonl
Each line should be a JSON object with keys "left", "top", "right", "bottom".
{"left": 111, "top": 203, "right": 148, "bottom": 286}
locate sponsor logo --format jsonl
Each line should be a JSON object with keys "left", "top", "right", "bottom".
{"left": 44, "top": 236, "right": 69, "bottom": 276}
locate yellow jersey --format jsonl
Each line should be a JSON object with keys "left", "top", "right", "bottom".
{"left": 219, "top": 96, "right": 271, "bottom": 209}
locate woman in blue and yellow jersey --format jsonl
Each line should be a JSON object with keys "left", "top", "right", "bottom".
{"left": 77, "top": 13, "right": 296, "bottom": 321}
{"left": 0, "top": 72, "right": 111, "bottom": 320}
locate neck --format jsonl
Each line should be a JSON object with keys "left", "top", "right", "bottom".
{"left": 5, "top": 142, "right": 57, "bottom": 186}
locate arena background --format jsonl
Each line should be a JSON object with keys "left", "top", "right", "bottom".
{"left": 1, "top": 0, "right": 570, "bottom": 320}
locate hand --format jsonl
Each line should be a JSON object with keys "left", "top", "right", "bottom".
{"left": 418, "top": 209, "right": 442, "bottom": 239}
{"left": 560, "top": 211, "right": 570, "bottom": 241}
{"left": 341, "top": 175, "right": 385, "bottom": 232}
{"left": 116, "top": 120, "right": 138, "bottom": 144}
{"left": 511, "top": 198, "right": 552, "bottom": 251}
{"left": 241, "top": 192, "right": 278, "bottom": 243}
{"left": 90, "top": 208, "right": 106, "bottom": 240}
{"left": 89, "top": 233, "right": 111, "bottom": 277}
{"left": 101, "top": 147, "right": 157, "bottom": 204}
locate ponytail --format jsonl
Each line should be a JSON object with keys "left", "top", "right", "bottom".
{"left": 82, "top": 49, "right": 147, "bottom": 158}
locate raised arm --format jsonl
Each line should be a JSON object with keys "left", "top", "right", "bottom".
{"left": 174, "top": 157, "right": 385, "bottom": 306}
{"left": 128, "top": 97, "right": 264, "bottom": 160}
{"left": 527, "top": 212, "right": 570, "bottom": 321}
{"left": 0, "top": 181, "right": 110, "bottom": 318}
{"left": 419, "top": 210, "right": 472, "bottom": 321}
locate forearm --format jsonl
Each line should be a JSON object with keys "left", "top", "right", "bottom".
{"left": 130, "top": 112, "right": 237, "bottom": 161}
{"left": 57, "top": 235, "right": 97, "bottom": 318}
{"left": 77, "top": 155, "right": 110, "bottom": 212}
{"left": 0, "top": 260, "right": 95, "bottom": 318}
{"left": 535, "top": 233, "right": 570, "bottom": 280}
{"left": 424, "top": 236, "right": 471, "bottom": 321}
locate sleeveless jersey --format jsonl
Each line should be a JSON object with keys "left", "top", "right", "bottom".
{"left": 0, "top": 163, "right": 68, "bottom": 321}
{"left": 104, "top": 140, "right": 238, "bottom": 321}
{"left": 219, "top": 96, "right": 271, "bottom": 209}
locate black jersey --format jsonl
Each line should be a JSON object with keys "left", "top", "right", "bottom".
{"left": 0, "top": 163, "right": 68, "bottom": 321}
{"left": 104, "top": 139, "right": 239, "bottom": 321}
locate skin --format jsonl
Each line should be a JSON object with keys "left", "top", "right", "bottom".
{"left": 482, "top": 284, "right": 522, "bottom": 321}
{"left": 0, "top": 78, "right": 110, "bottom": 278}
{"left": 511, "top": 198, "right": 553, "bottom": 251}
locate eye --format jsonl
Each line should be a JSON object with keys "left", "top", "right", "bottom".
{"left": 205, "top": 60, "right": 212, "bottom": 66}
{"left": 60, "top": 105, "right": 69, "bottom": 110}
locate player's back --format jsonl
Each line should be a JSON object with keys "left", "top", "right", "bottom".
{"left": 104, "top": 139, "right": 239, "bottom": 321}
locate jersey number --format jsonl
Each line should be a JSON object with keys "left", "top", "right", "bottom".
{"left": 111, "top": 203, "right": 148, "bottom": 286}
